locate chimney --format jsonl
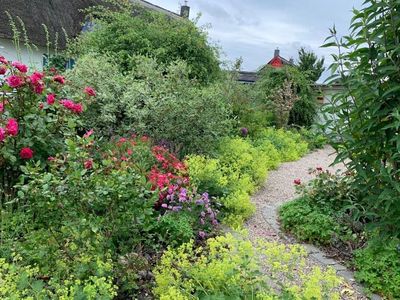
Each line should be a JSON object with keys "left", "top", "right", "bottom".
{"left": 274, "top": 48, "right": 280, "bottom": 57}
{"left": 180, "top": 1, "right": 190, "bottom": 18}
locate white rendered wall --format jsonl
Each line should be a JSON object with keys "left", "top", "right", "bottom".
{"left": 0, "top": 38, "right": 48, "bottom": 70}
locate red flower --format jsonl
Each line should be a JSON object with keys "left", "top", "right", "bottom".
{"left": 72, "top": 103, "right": 83, "bottom": 114}
{"left": 48, "top": 156, "right": 55, "bottom": 162}
{"left": 84, "top": 86, "right": 96, "bottom": 97}
{"left": 12, "top": 61, "right": 28, "bottom": 73}
{"left": 46, "top": 93, "right": 56, "bottom": 105}
{"left": 316, "top": 167, "right": 323, "bottom": 171}
{"left": 0, "top": 102, "right": 4, "bottom": 113}
{"left": 0, "top": 127, "right": 5, "bottom": 142}
{"left": 29, "top": 71, "right": 44, "bottom": 85}
{"left": 33, "top": 82, "right": 45, "bottom": 94}
{"left": 39, "top": 103, "right": 44, "bottom": 110}
{"left": 0, "top": 66, "right": 6, "bottom": 75}
{"left": 20, "top": 147, "right": 34, "bottom": 160}
{"left": 6, "top": 75, "right": 24, "bottom": 88}
{"left": 294, "top": 179, "right": 301, "bottom": 185}
{"left": 6, "top": 118, "right": 18, "bottom": 136}
{"left": 53, "top": 75, "right": 65, "bottom": 84}
{"left": 84, "top": 159, "right": 93, "bottom": 169}
{"left": 60, "top": 99, "right": 83, "bottom": 114}
{"left": 0, "top": 56, "right": 8, "bottom": 64}
{"left": 127, "top": 149, "right": 133, "bottom": 156}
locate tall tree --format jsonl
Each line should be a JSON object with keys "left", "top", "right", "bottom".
{"left": 297, "top": 47, "right": 325, "bottom": 82}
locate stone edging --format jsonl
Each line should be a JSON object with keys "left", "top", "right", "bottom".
{"left": 262, "top": 204, "right": 382, "bottom": 300}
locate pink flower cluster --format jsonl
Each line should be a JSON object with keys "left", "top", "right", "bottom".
{"left": 0, "top": 118, "right": 19, "bottom": 142}
{"left": 60, "top": 99, "right": 83, "bottom": 114}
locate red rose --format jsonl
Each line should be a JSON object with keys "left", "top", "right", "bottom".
{"left": 294, "top": 179, "right": 301, "bottom": 185}
{"left": 0, "top": 66, "right": 6, "bottom": 75}
{"left": 33, "top": 82, "right": 45, "bottom": 94}
{"left": 39, "top": 103, "right": 44, "bottom": 110}
{"left": 53, "top": 75, "right": 65, "bottom": 84}
{"left": 12, "top": 61, "right": 28, "bottom": 73}
{"left": 316, "top": 167, "right": 323, "bottom": 171}
{"left": 84, "top": 159, "right": 93, "bottom": 169}
{"left": 20, "top": 147, "right": 34, "bottom": 160}
{"left": 46, "top": 93, "right": 56, "bottom": 105}
{"left": 0, "top": 56, "right": 8, "bottom": 64}
{"left": 29, "top": 71, "right": 44, "bottom": 85}
{"left": 6, "top": 75, "right": 24, "bottom": 88}
{"left": 84, "top": 86, "right": 96, "bottom": 97}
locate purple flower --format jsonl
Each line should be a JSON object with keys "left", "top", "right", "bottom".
{"left": 200, "top": 218, "right": 205, "bottom": 225}
{"left": 240, "top": 127, "right": 249, "bottom": 137}
{"left": 198, "top": 231, "right": 207, "bottom": 239}
{"left": 172, "top": 206, "right": 182, "bottom": 212}
{"left": 161, "top": 203, "right": 168, "bottom": 209}
{"left": 212, "top": 219, "right": 218, "bottom": 226}
{"left": 200, "top": 211, "right": 206, "bottom": 218}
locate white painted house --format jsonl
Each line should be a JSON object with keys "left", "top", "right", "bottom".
{"left": 0, "top": 0, "right": 189, "bottom": 70}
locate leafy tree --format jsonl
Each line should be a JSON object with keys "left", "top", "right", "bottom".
{"left": 322, "top": 0, "right": 400, "bottom": 235}
{"left": 297, "top": 47, "right": 325, "bottom": 82}
{"left": 255, "top": 66, "right": 316, "bottom": 128}
{"left": 71, "top": 1, "right": 221, "bottom": 84}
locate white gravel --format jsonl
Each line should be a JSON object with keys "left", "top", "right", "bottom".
{"left": 245, "top": 146, "right": 374, "bottom": 300}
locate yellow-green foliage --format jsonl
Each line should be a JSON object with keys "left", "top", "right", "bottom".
{"left": 153, "top": 233, "right": 342, "bottom": 299}
{"left": 187, "top": 129, "right": 309, "bottom": 227}
{"left": 257, "top": 128, "right": 308, "bottom": 162}
{"left": 0, "top": 257, "right": 117, "bottom": 300}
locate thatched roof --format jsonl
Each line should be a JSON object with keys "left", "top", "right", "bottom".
{"left": 0, "top": 0, "right": 104, "bottom": 49}
{"left": 0, "top": 0, "right": 181, "bottom": 49}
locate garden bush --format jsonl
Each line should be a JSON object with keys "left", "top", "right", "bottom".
{"left": 67, "top": 54, "right": 233, "bottom": 156}
{"left": 0, "top": 56, "right": 87, "bottom": 200}
{"left": 354, "top": 236, "right": 400, "bottom": 298}
{"left": 72, "top": 1, "right": 221, "bottom": 84}
{"left": 153, "top": 233, "right": 342, "bottom": 299}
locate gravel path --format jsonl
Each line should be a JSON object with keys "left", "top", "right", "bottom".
{"left": 245, "top": 146, "right": 379, "bottom": 300}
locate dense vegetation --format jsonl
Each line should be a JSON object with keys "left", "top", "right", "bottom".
{"left": 279, "top": 0, "right": 400, "bottom": 298}
{"left": 0, "top": 1, "right": 336, "bottom": 299}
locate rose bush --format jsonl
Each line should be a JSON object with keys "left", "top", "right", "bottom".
{"left": 0, "top": 55, "right": 91, "bottom": 199}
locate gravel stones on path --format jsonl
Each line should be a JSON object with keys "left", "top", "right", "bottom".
{"left": 245, "top": 146, "right": 379, "bottom": 300}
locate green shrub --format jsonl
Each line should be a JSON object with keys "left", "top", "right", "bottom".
{"left": 157, "top": 213, "right": 195, "bottom": 248}
{"left": 279, "top": 197, "right": 337, "bottom": 245}
{"left": 0, "top": 256, "right": 117, "bottom": 299}
{"left": 298, "top": 127, "right": 327, "bottom": 150}
{"left": 254, "top": 128, "right": 308, "bottom": 161}
{"left": 153, "top": 233, "right": 342, "bottom": 299}
{"left": 67, "top": 54, "right": 233, "bottom": 156}
{"left": 354, "top": 237, "right": 400, "bottom": 298}
{"left": 73, "top": 1, "right": 221, "bottom": 84}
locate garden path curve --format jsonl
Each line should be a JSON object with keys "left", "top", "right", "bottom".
{"left": 245, "top": 145, "right": 381, "bottom": 300}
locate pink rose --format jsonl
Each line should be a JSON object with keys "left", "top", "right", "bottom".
{"left": 6, "top": 118, "right": 18, "bottom": 136}
{"left": 12, "top": 61, "right": 28, "bottom": 73}
{"left": 33, "top": 82, "right": 45, "bottom": 94}
{"left": 294, "top": 179, "right": 301, "bottom": 185}
{"left": 0, "top": 56, "right": 8, "bottom": 64}
{"left": 53, "top": 75, "right": 65, "bottom": 84}
{"left": 0, "top": 66, "right": 6, "bottom": 75}
{"left": 0, "top": 102, "right": 4, "bottom": 113}
{"left": 84, "top": 159, "right": 93, "bottom": 169}
{"left": 29, "top": 71, "right": 44, "bottom": 85}
{"left": 0, "top": 127, "right": 5, "bottom": 142}
{"left": 83, "top": 129, "right": 94, "bottom": 138}
{"left": 6, "top": 75, "right": 24, "bottom": 88}
{"left": 72, "top": 103, "right": 83, "bottom": 114}
{"left": 48, "top": 156, "right": 55, "bottom": 162}
{"left": 84, "top": 86, "right": 96, "bottom": 97}
{"left": 20, "top": 147, "right": 34, "bottom": 160}
{"left": 46, "top": 94, "right": 56, "bottom": 105}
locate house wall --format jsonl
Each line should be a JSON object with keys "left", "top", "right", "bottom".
{"left": 0, "top": 38, "right": 48, "bottom": 70}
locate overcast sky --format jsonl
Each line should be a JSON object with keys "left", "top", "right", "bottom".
{"left": 148, "top": 0, "right": 363, "bottom": 80}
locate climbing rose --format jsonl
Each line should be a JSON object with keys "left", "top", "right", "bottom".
{"left": 6, "top": 118, "right": 18, "bottom": 136}
{"left": 33, "top": 82, "right": 45, "bottom": 94}
{"left": 53, "top": 75, "right": 65, "bottom": 84}
{"left": 72, "top": 103, "right": 83, "bottom": 114}
{"left": 0, "top": 66, "right": 6, "bottom": 75}
{"left": 84, "top": 86, "right": 96, "bottom": 97}
{"left": 84, "top": 159, "right": 93, "bottom": 169}
{"left": 294, "top": 179, "right": 301, "bottom": 185}
{"left": 6, "top": 75, "right": 24, "bottom": 88}
{"left": 0, "top": 127, "right": 5, "bottom": 142}
{"left": 60, "top": 99, "right": 83, "bottom": 114}
{"left": 20, "top": 147, "right": 34, "bottom": 159}
{"left": 46, "top": 93, "right": 56, "bottom": 105}
{"left": 12, "top": 61, "right": 28, "bottom": 73}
